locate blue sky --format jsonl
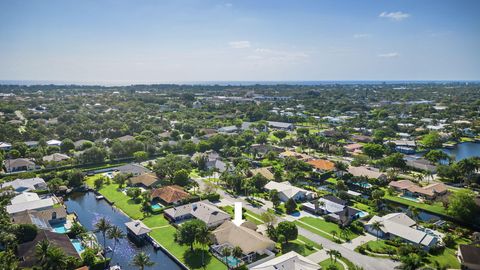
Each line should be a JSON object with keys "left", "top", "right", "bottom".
{"left": 1, "top": 0, "right": 479, "bottom": 83}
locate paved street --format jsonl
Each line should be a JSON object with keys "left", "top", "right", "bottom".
{"left": 193, "top": 177, "right": 400, "bottom": 270}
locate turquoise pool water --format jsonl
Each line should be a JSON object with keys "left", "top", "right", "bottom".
{"left": 357, "top": 211, "right": 369, "bottom": 218}
{"left": 151, "top": 203, "right": 164, "bottom": 210}
{"left": 71, "top": 239, "right": 85, "bottom": 253}
{"left": 51, "top": 222, "right": 68, "bottom": 233}
{"left": 400, "top": 194, "right": 421, "bottom": 202}
{"left": 226, "top": 256, "right": 241, "bottom": 267}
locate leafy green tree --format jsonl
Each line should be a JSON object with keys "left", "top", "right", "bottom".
{"left": 79, "top": 146, "right": 106, "bottom": 163}
{"left": 0, "top": 249, "right": 18, "bottom": 269}
{"left": 126, "top": 187, "right": 142, "bottom": 201}
{"left": 133, "top": 151, "right": 148, "bottom": 162}
{"left": 82, "top": 247, "right": 97, "bottom": 267}
{"left": 256, "top": 132, "right": 269, "bottom": 144}
{"left": 362, "top": 143, "right": 385, "bottom": 159}
{"left": 398, "top": 253, "right": 423, "bottom": 270}
{"left": 67, "top": 170, "right": 85, "bottom": 188}
{"left": 173, "top": 169, "right": 190, "bottom": 186}
{"left": 175, "top": 219, "right": 207, "bottom": 251}
{"left": 269, "top": 189, "right": 281, "bottom": 208}
{"left": 447, "top": 189, "right": 478, "bottom": 222}
{"left": 113, "top": 173, "right": 129, "bottom": 188}
{"left": 285, "top": 198, "right": 297, "bottom": 214}
{"left": 154, "top": 154, "right": 191, "bottom": 180}
{"left": 424, "top": 150, "right": 450, "bottom": 164}
{"left": 15, "top": 223, "right": 37, "bottom": 243}
{"left": 94, "top": 177, "right": 105, "bottom": 190}
{"left": 61, "top": 139, "right": 75, "bottom": 152}
{"left": 275, "top": 221, "right": 298, "bottom": 244}
{"left": 420, "top": 132, "right": 443, "bottom": 149}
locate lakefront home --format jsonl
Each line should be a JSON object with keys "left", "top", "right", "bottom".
{"left": 164, "top": 200, "right": 230, "bottom": 228}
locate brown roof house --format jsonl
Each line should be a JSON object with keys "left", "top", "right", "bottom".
{"left": 151, "top": 185, "right": 190, "bottom": 205}
{"left": 129, "top": 172, "right": 159, "bottom": 188}
{"left": 249, "top": 167, "right": 275, "bottom": 180}
{"left": 4, "top": 158, "right": 38, "bottom": 173}
{"left": 348, "top": 166, "right": 387, "bottom": 181}
{"left": 307, "top": 159, "right": 335, "bottom": 172}
{"left": 458, "top": 244, "right": 480, "bottom": 270}
{"left": 389, "top": 180, "right": 447, "bottom": 200}
{"left": 164, "top": 200, "right": 230, "bottom": 228}
{"left": 17, "top": 230, "right": 80, "bottom": 268}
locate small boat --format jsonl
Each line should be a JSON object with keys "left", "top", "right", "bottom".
{"left": 95, "top": 195, "right": 104, "bottom": 200}
{"left": 109, "top": 265, "right": 121, "bottom": 270}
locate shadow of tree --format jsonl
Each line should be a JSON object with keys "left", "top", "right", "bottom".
{"left": 183, "top": 248, "right": 213, "bottom": 269}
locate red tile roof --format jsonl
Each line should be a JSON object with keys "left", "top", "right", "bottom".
{"left": 151, "top": 185, "right": 190, "bottom": 204}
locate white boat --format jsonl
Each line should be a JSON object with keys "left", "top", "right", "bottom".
{"left": 109, "top": 265, "right": 121, "bottom": 270}
{"left": 95, "top": 195, "right": 104, "bottom": 200}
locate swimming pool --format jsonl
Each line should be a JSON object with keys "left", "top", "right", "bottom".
{"left": 225, "top": 256, "right": 241, "bottom": 267}
{"left": 400, "top": 194, "right": 421, "bottom": 202}
{"left": 151, "top": 203, "right": 164, "bottom": 211}
{"left": 71, "top": 239, "right": 85, "bottom": 254}
{"left": 357, "top": 211, "right": 369, "bottom": 218}
{"left": 51, "top": 222, "right": 68, "bottom": 233}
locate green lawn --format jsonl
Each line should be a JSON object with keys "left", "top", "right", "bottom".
{"left": 359, "top": 240, "right": 396, "bottom": 254}
{"left": 280, "top": 240, "right": 316, "bottom": 256}
{"left": 297, "top": 217, "right": 360, "bottom": 241}
{"left": 383, "top": 192, "right": 448, "bottom": 216}
{"left": 319, "top": 258, "right": 345, "bottom": 270}
{"left": 352, "top": 202, "right": 375, "bottom": 216}
{"left": 86, "top": 175, "right": 144, "bottom": 219}
{"left": 220, "top": 205, "right": 264, "bottom": 225}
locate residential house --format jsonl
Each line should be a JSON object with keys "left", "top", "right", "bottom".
{"left": 4, "top": 158, "right": 38, "bottom": 173}
{"left": 458, "top": 244, "right": 480, "bottom": 270}
{"left": 389, "top": 180, "right": 447, "bottom": 200}
{"left": 113, "top": 163, "right": 150, "bottom": 176}
{"left": 73, "top": 139, "right": 92, "bottom": 149}
{"left": 307, "top": 159, "right": 335, "bottom": 173}
{"left": 1, "top": 177, "right": 47, "bottom": 193}
{"left": 117, "top": 135, "right": 135, "bottom": 142}
{"left": 211, "top": 220, "right": 275, "bottom": 263}
{"left": 11, "top": 207, "right": 68, "bottom": 231}
{"left": 129, "top": 172, "right": 159, "bottom": 188}
{"left": 347, "top": 166, "right": 387, "bottom": 181}
{"left": 218, "top": 122, "right": 252, "bottom": 133}
{"left": 344, "top": 143, "right": 363, "bottom": 153}
{"left": 43, "top": 153, "right": 70, "bottom": 162}
{"left": 46, "top": 139, "right": 62, "bottom": 147}
{"left": 267, "top": 121, "right": 294, "bottom": 130}
{"left": 250, "top": 251, "right": 319, "bottom": 270}
{"left": 151, "top": 185, "right": 190, "bottom": 205}
{"left": 24, "top": 141, "right": 39, "bottom": 148}
{"left": 301, "top": 195, "right": 362, "bottom": 225}
{"left": 164, "top": 200, "right": 230, "bottom": 228}
{"left": 0, "top": 142, "right": 12, "bottom": 151}
{"left": 279, "top": 150, "right": 312, "bottom": 161}
{"left": 6, "top": 197, "right": 57, "bottom": 214}
{"left": 351, "top": 135, "right": 373, "bottom": 143}
{"left": 365, "top": 213, "right": 441, "bottom": 250}
{"left": 17, "top": 230, "right": 80, "bottom": 268}
{"left": 250, "top": 144, "right": 283, "bottom": 157}
{"left": 249, "top": 167, "right": 274, "bottom": 181}
{"left": 125, "top": 220, "right": 151, "bottom": 242}
{"left": 405, "top": 157, "right": 437, "bottom": 173}
{"left": 264, "top": 181, "right": 316, "bottom": 202}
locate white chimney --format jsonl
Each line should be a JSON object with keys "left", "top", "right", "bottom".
{"left": 232, "top": 202, "right": 244, "bottom": 226}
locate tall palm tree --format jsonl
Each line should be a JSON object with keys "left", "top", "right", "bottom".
{"left": 35, "top": 240, "right": 50, "bottom": 265}
{"left": 371, "top": 221, "right": 384, "bottom": 240}
{"left": 195, "top": 224, "right": 211, "bottom": 267}
{"left": 94, "top": 217, "right": 112, "bottom": 252}
{"left": 331, "top": 250, "right": 342, "bottom": 263}
{"left": 44, "top": 246, "right": 68, "bottom": 270}
{"left": 107, "top": 225, "right": 125, "bottom": 261}
{"left": 131, "top": 252, "right": 155, "bottom": 270}
{"left": 221, "top": 247, "right": 231, "bottom": 269}
{"left": 231, "top": 246, "right": 243, "bottom": 268}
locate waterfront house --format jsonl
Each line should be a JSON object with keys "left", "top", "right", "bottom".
{"left": 1, "top": 177, "right": 47, "bottom": 193}
{"left": 6, "top": 196, "right": 57, "bottom": 215}
{"left": 150, "top": 185, "right": 190, "bottom": 205}
{"left": 250, "top": 251, "right": 319, "bottom": 270}
{"left": 4, "top": 158, "right": 38, "bottom": 173}
{"left": 11, "top": 207, "right": 68, "bottom": 231}
{"left": 389, "top": 180, "right": 447, "bottom": 200}
{"left": 43, "top": 153, "right": 70, "bottom": 163}
{"left": 405, "top": 157, "right": 437, "bottom": 173}
{"left": 17, "top": 230, "right": 80, "bottom": 268}
{"left": 365, "top": 213, "right": 441, "bottom": 250}
{"left": 264, "top": 181, "right": 316, "bottom": 202}
{"left": 113, "top": 163, "right": 150, "bottom": 176}
{"left": 129, "top": 172, "right": 159, "bottom": 188}
{"left": 164, "top": 200, "right": 230, "bottom": 228}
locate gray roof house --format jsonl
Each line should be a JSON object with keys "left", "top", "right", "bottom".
{"left": 1, "top": 178, "right": 47, "bottom": 193}
{"left": 42, "top": 153, "right": 70, "bottom": 162}
{"left": 4, "top": 158, "right": 38, "bottom": 173}
{"left": 267, "top": 121, "right": 294, "bottom": 130}
{"left": 6, "top": 197, "right": 57, "bottom": 214}
{"left": 113, "top": 163, "right": 151, "bottom": 176}
{"left": 365, "top": 213, "right": 441, "bottom": 250}
{"left": 164, "top": 200, "right": 231, "bottom": 228}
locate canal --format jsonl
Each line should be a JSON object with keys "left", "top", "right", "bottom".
{"left": 65, "top": 192, "right": 181, "bottom": 270}
{"left": 441, "top": 142, "right": 480, "bottom": 161}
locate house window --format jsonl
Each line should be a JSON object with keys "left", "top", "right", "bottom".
{"left": 52, "top": 212, "right": 57, "bottom": 220}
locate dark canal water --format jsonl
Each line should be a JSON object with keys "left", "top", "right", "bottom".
{"left": 65, "top": 192, "right": 181, "bottom": 270}
{"left": 441, "top": 142, "right": 480, "bottom": 161}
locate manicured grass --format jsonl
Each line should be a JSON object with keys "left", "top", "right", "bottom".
{"left": 383, "top": 192, "right": 448, "bottom": 216}
{"left": 296, "top": 235, "right": 323, "bottom": 250}
{"left": 353, "top": 202, "right": 375, "bottom": 215}
{"left": 325, "top": 178, "right": 338, "bottom": 184}
{"left": 297, "top": 217, "right": 360, "bottom": 241}
{"left": 427, "top": 247, "right": 460, "bottom": 269}
{"left": 85, "top": 175, "right": 144, "bottom": 219}
{"left": 360, "top": 240, "right": 396, "bottom": 254}
{"left": 280, "top": 240, "right": 317, "bottom": 256}
{"left": 319, "top": 258, "right": 345, "bottom": 270}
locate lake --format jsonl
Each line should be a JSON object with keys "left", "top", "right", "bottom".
{"left": 65, "top": 192, "right": 181, "bottom": 270}
{"left": 441, "top": 142, "right": 480, "bottom": 161}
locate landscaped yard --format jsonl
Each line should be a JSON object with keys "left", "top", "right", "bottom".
{"left": 296, "top": 217, "right": 360, "bottom": 242}
{"left": 319, "top": 258, "right": 345, "bottom": 270}
{"left": 280, "top": 235, "right": 323, "bottom": 256}
{"left": 383, "top": 192, "right": 448, "bottom": 216}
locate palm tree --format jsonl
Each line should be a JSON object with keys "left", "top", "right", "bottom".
{"left": 44, "top": 246, "right": 68, "bottom": 270}
{"left": 107, "top": 225, "right": 125, "bottom": 261}
{"left": 35, "top": 240, "right": 50, "bottom": 265}
{"left": 331, "top": 250, "right": 342, "bottom": 263}
{"left": 131, "top": 252, "right": 155, "bottom": 270}
{"left": 408, "top": 206, "right": 419, "bottom": 223}
{"left": 326, "top": 249, "right": 334, "bottom": 262}
{"left": 331, "top": 230, "right": 338, "bottom": 241}
{"left": 231, "top": 246, "right": 243, "bottom": 268}
{"left": 94, "top": 217, "right": 112, "bottom": 252}
{"left": 195, "top": 224, "right": 211, "bottom": 267}
{"left": 221, "top": 247, "right": 231, "bottom": 269}
{"left": 370, "top": 221, "right": 384, "bottom": 240}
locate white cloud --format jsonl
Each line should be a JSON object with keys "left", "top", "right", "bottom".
{"left": 228, "top": 41, "right": 251, "bottom": 49}
{"left": 353, "top": 33, "right": 371, "bottom": 39}
{"left": 378, "top": 52, "right": 399, "bottom": 58}
{"left": 379, "top": 11, "right": 410, "bottom": 21}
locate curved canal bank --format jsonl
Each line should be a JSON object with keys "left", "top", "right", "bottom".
{"left": 65, "top": 192, "right": 182, "bottom": 270}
